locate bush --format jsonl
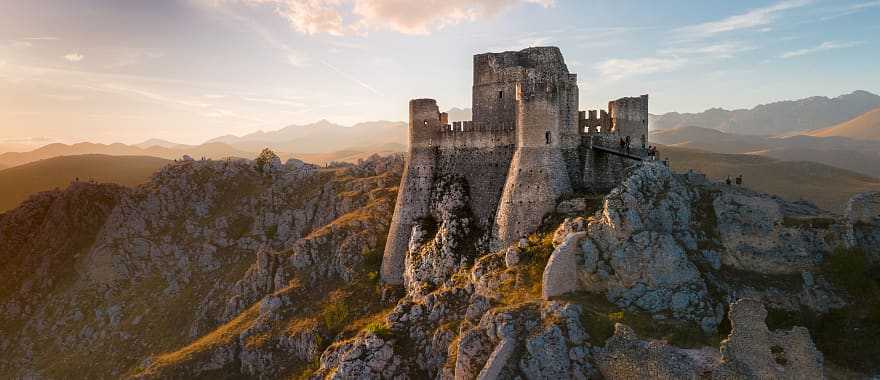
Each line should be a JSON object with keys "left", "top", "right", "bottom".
{"left": 824, "top": 246, "right": 874, "bottom": 296}
{"left": 321, "top": 299, "right": 350, "bottom": 333}
{"left": 364, "top": 321, "right": 392, "bottom": 338}
{"left": 254, "top": 148, "right": 279, "bottom": 174}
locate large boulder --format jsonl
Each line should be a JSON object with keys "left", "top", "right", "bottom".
{"left": 713, "top": 299, "right": 824, "bottom": 379}
{"left": 845, "top": 191, "right": 880, "bottom": 262}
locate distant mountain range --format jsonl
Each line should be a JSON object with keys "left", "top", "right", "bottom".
{"left": 206, "top": 120, "right": 406, "bottom": 154}
{"left": 807, "top": 107, "right": 880, "bottom": 141}
{"left": 0, "top": 142, "right": 253, "bottom": 169}
{"left": 649, "top": 90, "right": 880, "bottom": 135}
{"left": 0, "top": 154, "right": 169, "bottom": 212}
{"left": 651, "top": 126, "right": 880, "bottom": 178}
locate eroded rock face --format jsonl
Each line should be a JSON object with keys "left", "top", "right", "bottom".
{"left": 714, "top": 190, "right": 830, "bottom": 273}
{"left": 595, "top": 324, "right": 719, "bottom": 379}
{"left": 0, "top": 155, "right": 403, "bottom": 379}
{"left": 713, "top": 299, "right": 824, "bottom": 379}
{"left": 845, "top": 191, "right": 880, "bottom": 262}
{"left": 314, "top": 334, "right": 406, "bottom": 380}
{"left": 543, "top": 162, "right": 849, "bottom": 329}
{"left": 596, "top": 298, "right": 823, "bottom": 380}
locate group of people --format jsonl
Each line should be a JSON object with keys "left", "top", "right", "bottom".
{"left": 726, "top": 175, "right": 743, "bottom": 186}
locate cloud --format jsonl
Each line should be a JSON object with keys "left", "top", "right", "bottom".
{"left": 780, "top": 40, "right": 864, "bottom": 58}
{"left": 11, "top": 41, "right": 33, "bottom": 48}
{"left": 596, "top": 41, "right": 753, "bottom": 82}
{"left": 675, "top": 0, "right": 813, "bottom": 38}
{"left": 595, "top": 57, "right": 687, "bottom": 81}
{"left": 319, "top": 59, "right": 382, "bottom": 95}
{"left": 820, "top": 0, "right": 880, "bottom": 20}
{"left": 242, "top": 96, "right": 306, "bottom": 107}
{"left": 287, "top": 52, "right": 310, "bottom": 67}
{"left": 241, "top": 0, "right": 553, "bottom": 35}
{"left": 105, "top": 48, "right": 165, "bottom": 69}
{"left": 24, "top": 37, "right": 60, "bottom": 41}
{"left": 64, "top": 53, "right": 84, "bottom": 62}
{"left": 659, "top": 41, "right": 756, "bottom": 59}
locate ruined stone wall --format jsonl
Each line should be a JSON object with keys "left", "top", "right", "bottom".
{"left": 581, "top": 148, "right": 634, "bottom": 194}
{"left": 383, "top": 47, "right": 649, "bottom": 284}
{"left": 609, "top": 95, "right": 649, "bottom": 148}
{"left": 381, "top": 99, "right": 442, "bottom": 284}
{"left": 494, "top": 63, "right": 578, "bottom": 248}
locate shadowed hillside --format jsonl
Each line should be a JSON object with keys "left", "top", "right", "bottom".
{"left": 660, "top": 145, "right": 880, "bottom": 212}
{"left": 651, "top": 126, "right": 880, "bottom": 177}
{"left": 0, "top": 142, "right": 250, "bottom": 169}
{"left": 808, "top": 107, "right": 880, "bottom": 141}
{"left": 0, "top": 154, "right": 169, "bottom": 212}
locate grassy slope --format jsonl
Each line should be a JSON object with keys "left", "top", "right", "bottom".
{"left": 809, "top": 107, "right": 880, "bottom": 140}
{"left": 660, "top": 145, "right": 880, "bottom": 212}
{"left": 0, "top": 154, "right": 168, "bottom": 212}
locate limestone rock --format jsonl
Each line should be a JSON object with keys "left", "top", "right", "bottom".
{"left": 713, "top": 299, "right": 824, "bottom": 379}
{"left": 845, "top": 191, "right": 880, "bottom": 262}
{"left": 595, "top": 324, "right": 719, "bottom": 379}
{"left": 542, "top": 232, "right": 585, "bottom": 299}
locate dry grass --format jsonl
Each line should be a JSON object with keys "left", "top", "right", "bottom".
{"left": 142, "top": 302, "right": 261, "bottom": 374}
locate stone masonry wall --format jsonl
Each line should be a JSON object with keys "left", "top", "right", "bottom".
{"left": 609, "top": 95, "right": 649, "bottom": 149}
{"left": 382, "top": 47, "right": 648, "bottom": 284}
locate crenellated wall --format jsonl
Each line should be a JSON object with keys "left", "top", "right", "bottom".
{"left": 382, "top": 47, "right": 649, "bottom": 284}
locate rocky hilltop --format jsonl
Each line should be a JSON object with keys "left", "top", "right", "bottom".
{"left": 1, "top": 156, "right": 879, "bottom": 379}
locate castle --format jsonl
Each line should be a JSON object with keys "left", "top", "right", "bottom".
{"left": 382, "top": 47, "right": 649, "bottom": 285}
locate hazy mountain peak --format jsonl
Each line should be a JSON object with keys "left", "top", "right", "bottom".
{"left": 650, "top": 90, "right": 880, "bottom": 135}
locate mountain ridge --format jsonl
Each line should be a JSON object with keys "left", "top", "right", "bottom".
{"left": 649, "top": 90, "right": 880, "bottom": 135}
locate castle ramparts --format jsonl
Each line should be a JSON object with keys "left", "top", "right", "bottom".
{"left": 381, "top": 47, "right": 649, "bottom": 285}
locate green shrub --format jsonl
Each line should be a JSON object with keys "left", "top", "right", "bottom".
{"left": 264, "top": 224, "right": 278, "bottom": 240}
{"left": 321, "top": 299, "right": 350, "bottom": 333}
{"left": 364, "top": 321, "right": 392, "bottom": 338}
{"left": 362, "top": 247, "right": 383, "bottom": 273}
{"left": 824, "top": 246, "right": 874, "bottom": 296}
{"left": 254, "top": 148, "right": 279, "bottom": 174}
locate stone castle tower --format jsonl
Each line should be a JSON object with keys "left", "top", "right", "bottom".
{"left": 381, "top": 47, "right": 648, "bottom": 285}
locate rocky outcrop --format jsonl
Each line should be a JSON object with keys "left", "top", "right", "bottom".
{"left": 542, "top": 232, "right": 584, "bottom": 299}
{"left": 596, "top": 298, "right": 823, "bottom": 379}
{"left": 595, "top": 324, "right": 719, "bottom": 379}
{"left": 713, "top": 299, "right": 824, "bottom": 379}
{"left": 0, "top": 154, "right": 403, "bottom": 379}
{"left": 3, "top": 152, "right": 873, "bottom": 378}
{"left": 845, "top": 191, "right": 880, "bottom": 262}
{"left": 313, "top": 334, "right": 406, "bottom": 379}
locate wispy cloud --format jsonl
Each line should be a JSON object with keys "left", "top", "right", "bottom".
{"left": 780, "top": 40, "right": 864, "bottom": 58}
{"left": 104, "top": 48, "right": 165, "bottom": 69}
{"left": 820, "top": 0, "right": 880, "bottom": 20}
{"left": 63, "top": 53, "right": 84, "bottom": 62}
{"left": 23, "top": 36, "right": 59, "bottom": 41}
{"left": 658, "top": 41, "right": 756, "bottom": 59}
{"left": 232, "top": 0, "right": 553, "bottom": 36}
{"left": 595, "top": 57, "right": 687, "bottom": 81}
{"left": 675, "top": 0, "right": 813, "bottom": 38}
{"left": 242, "top": 96, "right": 306, "bottom": 107}
{"left": 319, "top": 59, "right": 382, "bottom": 95}
{"left": 596, "top": 41, "right": 754, "bottom": 81}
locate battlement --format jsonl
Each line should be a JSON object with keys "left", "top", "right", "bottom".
{"left": 579, "top": 109, "right": 612, "bottom": 134}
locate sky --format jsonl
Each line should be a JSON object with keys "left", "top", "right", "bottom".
{"left": 1, "top": 0, "right": 879, "bottom": 146}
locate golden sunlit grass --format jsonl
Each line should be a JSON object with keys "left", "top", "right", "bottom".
{"left": 141, "top": 302, "right": 261, "bottom": 375}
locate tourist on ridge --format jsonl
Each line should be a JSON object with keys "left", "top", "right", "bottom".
{"left": 726, "top": 176, "right": 732, "bottom": 186}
